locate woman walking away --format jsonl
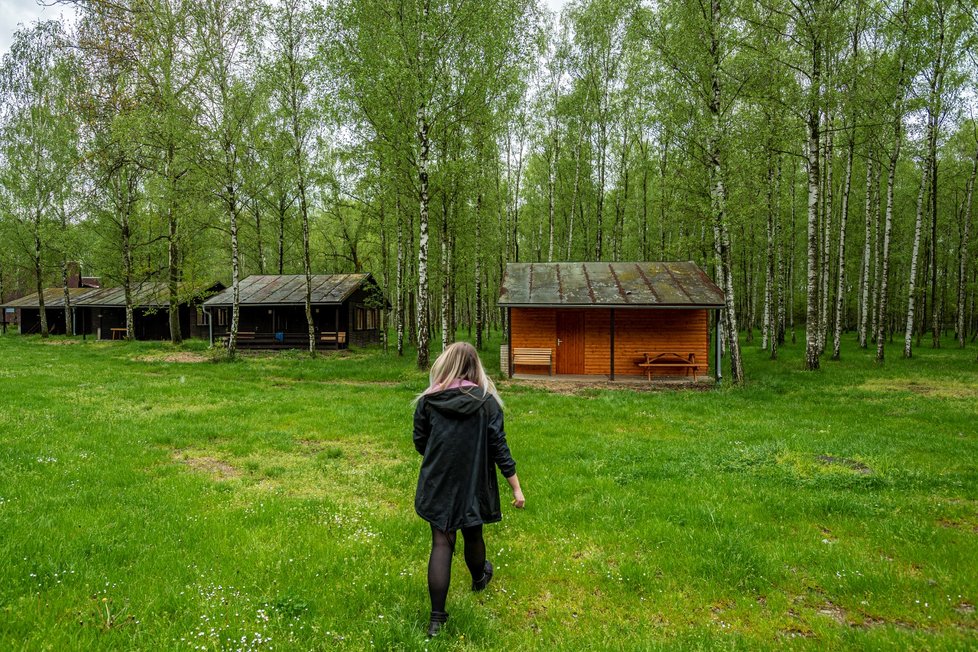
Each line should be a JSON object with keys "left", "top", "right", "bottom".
{"left": 413, "top": 341, "right": 525, "bottom": 637}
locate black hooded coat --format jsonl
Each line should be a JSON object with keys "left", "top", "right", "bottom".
{"left": 413, "top": 387, "right": 517, "bottom": 532}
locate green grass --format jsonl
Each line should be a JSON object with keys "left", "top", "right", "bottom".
{"left": 0, "top": 332, "right": 976, "bottom": 650}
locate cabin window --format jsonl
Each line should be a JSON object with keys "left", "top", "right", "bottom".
{"left": 217, "top": 309, "right": 228, "bottom": 326}
{"left": 196, "top": 308, "right": 208, "bottom": 326}
{"left": 355, "top": 306, "right": 365, "bottom": 330}
{"left": 366, "top": 308, "right": 377, "bottom": 330}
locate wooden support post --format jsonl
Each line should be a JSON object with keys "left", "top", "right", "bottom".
{"left": 610, "top": 308, "right": 616, "bottom": 381}
{"left": 507, "top": 307, "right": 513, "bottom": 378}
{"left": 714, "top": 309, "right": 722, "bottom": 384}
{"left": 334, "top": 307, "right": 340, "bottom": 350}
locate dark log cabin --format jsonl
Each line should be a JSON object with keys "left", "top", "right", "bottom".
{"left": 1, "top": 287, "right": 100, "bottom": 335}
{"left": 202, "top": 274, "right": 386, "bottom": 349}
{"left": 0, "top": 269, "right": 100, "bottom": 334}
{"left": 498, "top": 262, "right": 725, "bottom": 382}
{"left": 72, "top": 282, "right": 224, "bottom": 340}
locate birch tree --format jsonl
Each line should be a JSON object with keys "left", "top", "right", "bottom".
{"left": 0, "top": 22, "right": 77, "bottom": 338}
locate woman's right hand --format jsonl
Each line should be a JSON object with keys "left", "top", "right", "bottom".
{"left": 511, "top": 489, "right": 525, "bottom": 509}
{"left": 506, "top": 474, "right": 525, "bottom": 509}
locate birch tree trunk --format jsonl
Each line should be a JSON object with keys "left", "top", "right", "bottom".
{"left": 441, "top": 196, "right": 449, "bottom": 352}
{"left": 870, "top": 162, "right": 882, "bottom": 343}
{"left": 903, "top": 163, "right": 930, "bottom": 358}
{"left": 395, "top": 196, "right": 404, "bottom": 356}
{"left": 762, "top": 150, "right": 775, "bottom": 351}
{"left": 957, "top": 137, "right": 977, "bottom": 348}
{"left": 167, "top": 146, "right": 182, "bottom": 345}
{"left": 876, "top": 36, "right": 908, "bottom": 363}
{"left": 858, "top": 146, "right": 874, "bottom": 347}
{"left": 229, "top": 199, "right": 241, "bottom": 357}
{"left": 818, "top": 112, "right": 833, "bottom": 355}
{"left": 831, "top": 135, "right": 854, "bottom": 360}
{"left": 928, "top": 8, "right": 946, "bottom": 348}
{"left": 475, "top": 190, "right": 483, "bottom": 350}
{"left": 708, "top": 0, "right": 743, "bottom": 383}
{"left": 121, "top": 198, "right": 134, "bottom": 340}
{"left": 773, "top": 155, "right": 784, "bottom": 356}
{"left": 33, "top": 215, "right": 48, "bottom": 338}
{"left": 804, "top": 74, "right": 821, "bottom": 369}
{"left": 416, "top": 102, "right": 431, "bottom": 370}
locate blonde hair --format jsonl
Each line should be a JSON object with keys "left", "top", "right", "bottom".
{"left": 417, "top": 341, "right": 504, "bottom": 408}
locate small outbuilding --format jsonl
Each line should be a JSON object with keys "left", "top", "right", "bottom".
{"left": 72, "top": 282, "right": 224, "bottom": 340}
{"left": 201, "top": 274, "right": 386, "bottom": 349}
{"left": 1, "top": 288, "right": 99, "bottom": 335}
{"left": 498, "top": 261, "right": 725, "bottom": 382}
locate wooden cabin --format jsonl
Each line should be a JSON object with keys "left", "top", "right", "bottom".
{"left": 71, "top": 282, "right": 224, "bottom": 340}
{"left": 202, "top": 274, "right": 386, "bottom": 349}
{"left": 498, "top": 262, "right": 725, "bottom": 382}
{"left": 1, "top": 288, "right": 99, "bottom": 335}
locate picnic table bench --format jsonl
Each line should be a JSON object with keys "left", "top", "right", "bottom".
{"left": 636, "top": 352, "right": 699, "bottom": 381}
{"left": 512, "top": 347, "right": 553, "bottom": 375}
{"left": 110, "top": 327, "right": 127, "bottom": 340}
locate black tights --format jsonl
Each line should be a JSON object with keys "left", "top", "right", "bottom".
{"left": 427, "top": 524, "right": 486, "bottom": 613}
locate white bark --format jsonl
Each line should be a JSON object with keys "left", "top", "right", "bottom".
{"left": 831, "top": 136, "right": 854, "bottom": 360}
{"left": 957, "top": 137, "right": 977, "bottom": 347}
{"left": 858, "top": 146, "right": 874, "bottom": 347}
{"left": 903, "top": 162, "right": 930, "bottom": 358}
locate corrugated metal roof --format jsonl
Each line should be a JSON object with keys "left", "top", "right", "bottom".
{"left": 1, "top": 287, "right": 98, "bottom": 309}
{"left": 73, "top": 282, "right": 221, "bottom": 307}
{"left": 2, "top": 282, "right": 221, "bottom": 309}
{"left": 202, "top": 274, "right": 372, "bottom": 306}
{"left": 498, "top": 262, "right": 724, "bottom": 308}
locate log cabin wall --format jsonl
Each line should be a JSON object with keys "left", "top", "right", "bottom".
{"left": 613, "top": 309, "right": 708, "bottom": 377}
{"left": 584, "top": 310, "right": 610, "bottom": 375}
{"left": 511, "top": 306, "right": 709, "bottom": 378}
{"left": 510, "top": 308, "right": 556, "bottom": 374}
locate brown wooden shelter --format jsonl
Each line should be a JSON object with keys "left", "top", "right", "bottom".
{"left": 73, "top": 282, "right": 223, "bottom": 340}
{"left": 1, "top": 288, "right": 98, "bottom": 335}
{"left": 202, "top": 274, "right": 386, "bottom": 349}
{"left": 498, "top": 262, "right": 725, "bottom": 383}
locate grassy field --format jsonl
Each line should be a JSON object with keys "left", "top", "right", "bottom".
{"left": 0, "top": 332, "right": 976, "bottom": 651}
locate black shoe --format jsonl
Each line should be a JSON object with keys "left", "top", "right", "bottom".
{"left": 472, "top": 560, "right": 493, "bottom": 592}
{"left": 427, "top": 610, "right": 448, "bottom": 637}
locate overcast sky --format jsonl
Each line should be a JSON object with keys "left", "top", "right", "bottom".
{"left": 0, "top": 0, "right": 569, "bottom": 60}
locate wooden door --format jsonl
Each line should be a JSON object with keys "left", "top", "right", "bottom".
{"left": 556, "top": 311, "right": 585, "bottom": 374}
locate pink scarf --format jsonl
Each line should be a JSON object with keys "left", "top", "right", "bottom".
{"left": 425, "top": 379, "right": 478, "bottom": 394}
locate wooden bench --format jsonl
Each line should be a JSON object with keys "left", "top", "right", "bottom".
{"left": 636, "top": 352, "right": 699, "bottom": 381}
{"left": 320, "top": 331, "right": 347, "bottom": 345}
{"left": 110, "top": 327, "right": 127, "bottom": 340}
{"left": 512, "top": 347, "right": 553, "bottom": 376}
{"left": 220, "top": 331, "right": 255, "bottom": 346}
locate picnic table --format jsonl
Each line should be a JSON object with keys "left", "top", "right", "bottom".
{"left": 636, "top": 352, "right": 699, "bottom": 381}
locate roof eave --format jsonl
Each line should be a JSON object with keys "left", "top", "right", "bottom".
{"left": 499, "top": 302, "right": 724, "bottom": 309}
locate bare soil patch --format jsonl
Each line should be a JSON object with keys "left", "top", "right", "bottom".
{"left": 135, "top": 351, "right": 209, "bottom": 363}
{"left": 816, "top": 455, "right": 873, "bottom": 475}
{"left": 173, "top": 451, "right": 240, "bottom": 479}
{"left": 937, "top": 517, "right": 978, "bottom": 534}
{"left": 817, "top": 601, "right": 849, "bottom": 625}
{"left": 40, "top": 338, "right": 81, "bottom": 345}
{"left": 861, "top": 378, "right": 978, "bottom": 400}
{"left": 505, "top": 377, "right": 712, "bottom": 396}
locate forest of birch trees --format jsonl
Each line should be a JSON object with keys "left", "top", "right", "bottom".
{"left": 1, "top": 0, "right": 977, "bottom": 378}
